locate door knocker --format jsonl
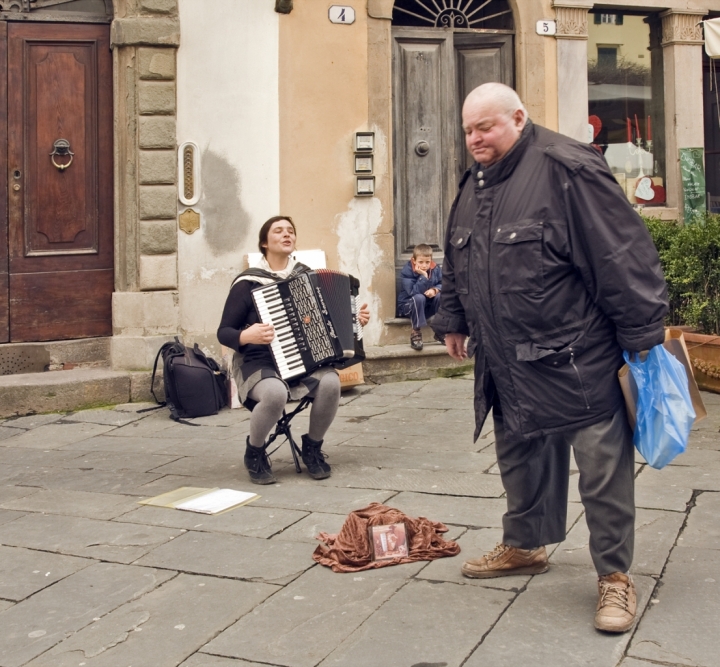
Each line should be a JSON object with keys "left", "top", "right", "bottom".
{"left": 50, "top": 139, "right": 74, "bottom": 171}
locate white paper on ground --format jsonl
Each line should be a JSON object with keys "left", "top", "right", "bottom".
{"left": 174, "top": 488, "right": 259, "bottom": 514}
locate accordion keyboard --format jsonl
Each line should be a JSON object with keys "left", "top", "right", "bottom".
{"left": 253, "top": 284, "right": 307, "bottom": 379}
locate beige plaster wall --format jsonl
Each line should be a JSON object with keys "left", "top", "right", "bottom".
{"left": 512, "top": 0, "right": 558, "bottom": 129}
{"left": 279, "top": 2, "right": 388, "bottom": 345}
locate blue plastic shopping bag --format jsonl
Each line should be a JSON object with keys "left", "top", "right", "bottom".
{"left": 623, "top": 346, "right": 695, "bottom": 469}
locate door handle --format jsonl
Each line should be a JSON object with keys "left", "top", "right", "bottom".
{"left": 415, "top": 140, "right": 430, "bottom": 157}
{"left": 50, "top": 139, "right": 74, "bottom": 171}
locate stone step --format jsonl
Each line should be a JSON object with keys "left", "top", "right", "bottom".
{"left": 0, "top": 342, "right": 471, "bottom": 417}
{"left": 383, "top": 318, "right": 440, "bottom": 346}
{"left": 0, "top": 367, "right": 157, "bottom": 418}
{"left": 0, "top": 337, "right": 110, "bottom": 375}
{"left": 363, "top": 343, "right": 473, "bottom": 384}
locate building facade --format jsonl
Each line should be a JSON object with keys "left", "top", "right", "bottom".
{"left": 0, "top": 0, "right": 715, "bottom": 367}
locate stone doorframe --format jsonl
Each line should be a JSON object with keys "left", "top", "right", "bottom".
{"left": 366, "top": 0, "right": 558, "bottom": 341}
{"left": 111, "top": 0, "right": 181, "bottom": 369}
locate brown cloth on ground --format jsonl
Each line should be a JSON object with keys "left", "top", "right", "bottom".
{"left": 312, "top": 502, "right": 461, "bottom": 573}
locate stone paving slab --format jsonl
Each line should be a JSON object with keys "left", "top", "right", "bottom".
{"left": 25, "top": 574, "right": 277, "bottom": 667}
{"left": 551, "top": 507, "right": 686, "bottom": 576}
{"left": 390, "top": 491, "right": 508, "bottom": 527}
{"left": 0, "top": 485, "right": 38, "bottom": 504}
{"left": 3, "top": 465, "right": 165, "bottom": 495}
{"left": 304, "top": 464, "right": 506, "bottom": 497}
{"left": 321, "top": 579, "right": 514, "bottom": 667}
{"left": 0, "top": 599, "right": 13, "bottom": 612}
{"left": 201, "top": 560, "right": 428, "bottom": 667}
{"left": 180, "top": 657, "right": 267, "bottom": 667}
{"left": 330, "top": 429, "right": 479, "bottom": 451}
{"left": 0, "top": 545, "right": 91, "bottom": 601}
{"left": 668, "top": 447, "right": 720, "bottom": 468}
{"left": 0, "top": 427, "right": 26, "bottom": 442}
{"left": 57, "top": 433, "right": 188, "bottom": 453}
{"left": 0, "top": 513, "right": 183, "bottom": 563}
{"left": 0, "top": 422, "right": 115, "bottom": 449}
{"left": 1, "top": 414, "right": 63, "bottom": 429}
{"left": 290, "top": 444, "right": 498, "bottom": 474}
{"left": 270, "top": 511, "right": 346, "bottom": 544}
{"left": 153, "top": 436, "right": 249, "bottom": 458}
{"left": 0, "top": 489, "right": 141, "bottom": 521}
{"left": 0, "top": 509, "right": 25, "bottom": 526}
{"left": 327, "top": 417, "right": 476, "bottom": 440}
{"left": 119, "top": 504, "right": 308, "bottom": 539}
{"left": 147, "top": 453, "right": 250, "bottom": 478}
{"left": 641, "top": 462, "right": 720, "bottom": 492}
{"left": 0, "top": 446, "right": 83, "bottom": 467}
{"left": 678, "top": 491, "right": 720, "bottom": 550}
{"left": 628, "top": 546, "right": 720, "bottom": 667}
{"left": 62, "top": 408, "right": 146, "bottom": 426}
{"left": 463, "top": 565, "right": 656, "bottom": 667}
{"left": 252, "top": 484, "right": 395, "bottom": 514}
{"left": 0, "top": 562, "right": 175, "bottom": 667}
{"left": 135, "top": 531, "right": 315, "bottom": 584}
{"left": 634, "top": 465, "right": 695, "bottom": 512}
{"left": 57, "top": 450, "right": 183, "bottom": 473}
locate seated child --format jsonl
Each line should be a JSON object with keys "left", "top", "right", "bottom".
{"left": 396, "top": 243, "right": 443, "bottom": 351}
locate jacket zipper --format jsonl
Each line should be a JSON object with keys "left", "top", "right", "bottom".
{"left": 569, "top": 348, "right": 590, "bottom": 409}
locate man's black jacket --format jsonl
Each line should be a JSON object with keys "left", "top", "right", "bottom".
{"left": 433, "top": 121, "right": 668, "bottom": 444}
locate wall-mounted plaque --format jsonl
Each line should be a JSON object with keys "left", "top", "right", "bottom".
{"left": 179, "top": 208, "right": 201, "bottom": 234}
{"left": 329, "top": 5, "right": 356, "bottom": 24}
{"left": 355, "top": 132, "right": 375, "bottom": 152}
{"left": 356, "top": 176, "right": 375, "bottom": 196}
{"left": 354, "top": 154, "right": 373, "bottom": 174}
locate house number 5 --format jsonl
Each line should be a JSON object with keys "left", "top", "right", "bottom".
{"left": 329, "top": 5, "right": 356, "bottom": 24}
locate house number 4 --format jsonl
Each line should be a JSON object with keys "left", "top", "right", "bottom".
{"left": 329, "top": 6, "right": 356, "bottom": 24}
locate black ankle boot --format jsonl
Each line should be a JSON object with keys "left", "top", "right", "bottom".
{"left": 301, "top": 434, "right": 331, "bottom": 479}
{"left": 244, "top": 438, "right": 276, "bottom": 485}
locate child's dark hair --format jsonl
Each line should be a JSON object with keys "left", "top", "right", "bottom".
{"left": 258, "top": 216, "right": 296, "bottom": 256}
{"left": 412, "top": 243, "right": 433, "bottom": 259}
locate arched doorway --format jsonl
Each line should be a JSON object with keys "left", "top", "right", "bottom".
{"left": 0, "top": 0, "right": 113, "bottom": 342}
{"left": 391, "top": 0, "right": 514, "bottom": 268}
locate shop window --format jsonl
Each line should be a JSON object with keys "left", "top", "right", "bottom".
{"left": 588, "top": 12, "right": 665, "bottom": 206}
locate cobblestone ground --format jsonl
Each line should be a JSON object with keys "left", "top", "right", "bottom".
{"left": 0, "top": 375, "right": 718, "bottom": 667}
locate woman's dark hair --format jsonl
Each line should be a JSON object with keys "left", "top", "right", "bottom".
{"left": 258, "top": 216, "right": 296, "bottom": 257}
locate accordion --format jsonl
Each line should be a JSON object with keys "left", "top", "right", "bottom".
{"left": 251, "top": 269, "right": 364, "bottom": 380}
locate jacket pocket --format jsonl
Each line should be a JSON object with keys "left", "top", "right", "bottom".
{"left": 492, "top": 219, "right": 544, "bottom": 294}
{"left": 450, "top": 227, "right": 472, "bottom": 295}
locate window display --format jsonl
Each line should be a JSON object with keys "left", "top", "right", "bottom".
{"left": 588, "top": 12, "right": 665, "bottom": 206}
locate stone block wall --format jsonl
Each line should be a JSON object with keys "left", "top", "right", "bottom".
{"left": 111, "top": 0, "right": 181, "bottom": 369}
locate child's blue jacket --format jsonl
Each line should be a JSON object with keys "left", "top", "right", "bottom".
{"left": 397, "top": 260, "right": 443, "bottom": 311}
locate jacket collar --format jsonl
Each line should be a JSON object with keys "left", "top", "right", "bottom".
{"left": 471, "top": 119, "right": 534, "bottom": 190}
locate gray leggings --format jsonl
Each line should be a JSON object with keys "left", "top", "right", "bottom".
{"left": 247, "top": 372, "right": 341, "bottom": 448}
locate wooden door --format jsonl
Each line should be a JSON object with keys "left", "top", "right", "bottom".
{"left": 392, "top": 29, "right": 513, "bottom": 267}
{"left": 6, "top": 22, "right": 113, "bottom": 342}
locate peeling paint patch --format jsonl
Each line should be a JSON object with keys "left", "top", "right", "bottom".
{"left": 200, "top": 148, "right": 251, "bottom": 256}
{"left": 336, "top": 197, "right": 383, "bottom": 346}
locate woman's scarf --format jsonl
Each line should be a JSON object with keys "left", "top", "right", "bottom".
{"left": 231, "top": 255, "right": 303, "bottom": 287}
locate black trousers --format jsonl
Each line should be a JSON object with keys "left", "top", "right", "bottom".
{"left": 493, "top": 402, "right": 635, "bottom": 575}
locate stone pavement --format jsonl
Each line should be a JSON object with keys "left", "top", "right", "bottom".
{"left": 0, "top": 374, "right": 718, "bottom": 667}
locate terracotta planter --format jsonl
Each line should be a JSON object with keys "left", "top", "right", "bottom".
{"left": 683, "top": 332, "right": 720, "bottom": 393}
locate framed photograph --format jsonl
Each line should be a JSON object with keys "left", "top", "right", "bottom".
{"left": 355, "top": 131, "right": 375, "bottom": 152}
{"left": 355, "top": 176, "right": 375, "bottom": 196}
{"left": 369, "top": 522, "right": 409, "bottom": 561}
{"left": 354, "top": 154, "right": 373, "bottom": 174}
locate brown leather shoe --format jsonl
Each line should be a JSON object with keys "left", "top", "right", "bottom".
{"left": 461, "top": 543, "right": 549, "bottom": 579}
{"left": 595, "top": 572, "right": 637, "bottom": 633}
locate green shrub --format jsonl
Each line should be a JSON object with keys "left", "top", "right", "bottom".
{"left": 644, "top": 214, "right": 720, "bottom": 334}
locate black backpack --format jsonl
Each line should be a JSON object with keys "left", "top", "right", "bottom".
{"left": 150, "top": 337, "right": 227, "bottom": 421}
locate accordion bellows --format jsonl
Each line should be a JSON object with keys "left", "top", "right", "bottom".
{"left": 252, "top": 269, "right": 364, "bottom": 380}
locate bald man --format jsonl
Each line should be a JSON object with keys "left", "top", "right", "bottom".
{"left": 432, "top": 83, "right": 668, "bottom": 633}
